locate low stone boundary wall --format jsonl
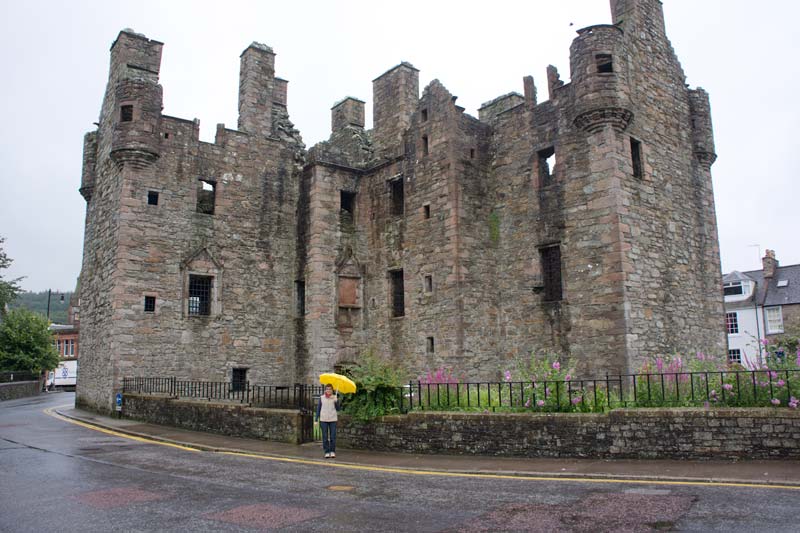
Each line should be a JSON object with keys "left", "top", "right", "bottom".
{"left": 122, "top": 393, "right": 304, "bottom": 444}
{"left": 338, "top": 408, "right": 800, "bottom": 460}
{"left": 0, "top": 380, "right": 41, "bottom": 401}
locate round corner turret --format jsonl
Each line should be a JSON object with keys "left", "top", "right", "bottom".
{"left": 110, "top": 79, "right": 163, "bottom": 168}
{"left": 569, "top": 24, "right": 633, "bottom": 133}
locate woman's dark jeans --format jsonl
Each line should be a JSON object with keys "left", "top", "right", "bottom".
{"left": 321, "top": 421, "right": 337, "bottom": 454}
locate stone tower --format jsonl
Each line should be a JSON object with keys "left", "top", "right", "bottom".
{"left": 77, "top": 1, "right": 725, "bottom": 413}
{"left": 76, "top": 30, "right": 304, "bottom": 413}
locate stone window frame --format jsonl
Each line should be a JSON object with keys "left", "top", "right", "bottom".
{"left": 143, "top": 293, "right": 157, "bottom": 314}
{"left": 119, "top": 101, "right": 137, "bottom": 123}
{"left": 389, "top": 268, "right": 405, "bottom": 319}
{"left": 231, "top": 367, "right": 248, "bottom": 392}
{"left": 629, "top": 137, "right": 644, "bottom": 179}
{"left": 295, "top": 279, "right": 306, "bottom": 317}
{"left": 595, "top": 53, "right": 614, "bottom": 74}
{"left": 764, "top": 306, "right": 784, "bottom": 334}
{"left": 196, "top": 179, "right": 217, "bottom": 215}
{"left": 537, "top": 146, "right": 556, "bottom": 187}
{"left": 147, "top": 190, "right": 160, "bottom": 206}
{"left": 389, "top": 177, "right": 404, "bottom": 217}
{"left": 538, "top": 243, "right": 563, "bottom": 302}
{"left": 180, "top": 248, "right": 223, "bottom": 319}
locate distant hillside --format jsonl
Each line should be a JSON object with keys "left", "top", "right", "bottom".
{"left": 9, "top": 291, "right": 73, "bottom": 324}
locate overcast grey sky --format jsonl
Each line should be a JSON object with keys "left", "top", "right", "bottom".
{"left": 1, "top": 0, "right": 798, "bottom": 292}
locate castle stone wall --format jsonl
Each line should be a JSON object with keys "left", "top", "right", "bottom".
{"left": 79, "top": 1, "right": 725, "bottom": 412}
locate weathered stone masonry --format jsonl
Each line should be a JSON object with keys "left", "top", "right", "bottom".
{"left": 78, "top": 0, "right": 725, "bottom": 414}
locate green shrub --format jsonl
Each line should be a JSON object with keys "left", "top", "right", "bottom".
{"left": 342, "top": 348, "right": 408, "bottom": 420}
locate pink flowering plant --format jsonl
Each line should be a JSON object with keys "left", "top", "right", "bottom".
{"left": 416, "top": 367, "right": 467, "bottom": 409}
{"left": 506, "top": 352, "right": 605, "bottom": 413}
{"left": 634, "top": 345, "right": 800, "bottom": 408}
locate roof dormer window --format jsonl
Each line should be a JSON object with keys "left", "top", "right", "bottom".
{"left": 723, "top": 281, "right": 744, "bottom": 296}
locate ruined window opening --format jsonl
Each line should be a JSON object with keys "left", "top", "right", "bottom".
{"left": 596, "top": 54, "right": 613, "bottom": 73}
{"left": 144, "top": 295, "right": 156, "bottom": 313}
{"left": 538, "top": 147, "right": 555, "bottom": 185}
{"left": 727, "top": 349, "right": 742, "bottom": 365}
{"left": 164, "top": 132, "right": 170, "bottom": 139}
{"left": 147, "top": 191, "right": 159, "bottom": 206}
{"left": 295, "top": 280, "right": 305, "bottom": 316}
{"left": 188, "top": 274, "right": 213, "bottom": 316}
{"left": 231, "top": 368, "right": 247, "bottom": 392}
{"left": 423, "top": 204, "right": 431, "bottom": 219}
{"left": 421, "top": 109, "right": 428, "bottom": 122}
{"left": 120, "top": 105, "right": 134, "bottom": 122}
{"left": 390, "top": 179, "right": 404, "bottom": 217}
{"left": 539, "top": 244, "right": 563, "bottom": 302}
{"left": 390, "top": 269, "right": 405, "bottom": 318}
{"left": 630, "top": 137, "right": 643, "bottom": 179}
{"left": 424, "top": 275, "right": 433, "bottom": 293}
{"left": 470, "top": 148, "right": 475, "bottom": 159}
{"left": 426, "top": 337, "right": 435, "bottom": 354}
{"left": 340, "top": 191, "right": 356, "bottom": 214}
{"left": 197, "top": 180, "right": 216, "bottom": 215}
{"left": 422, "top": 135, "right": 429, "bottom": 156}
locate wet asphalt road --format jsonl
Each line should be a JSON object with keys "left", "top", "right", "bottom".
{"left": 1, "top": 393, "right": 798, "bottom": 532}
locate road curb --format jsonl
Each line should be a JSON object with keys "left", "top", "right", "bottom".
{"left": 53, "top": 409, "right": 800, "bottom": 488}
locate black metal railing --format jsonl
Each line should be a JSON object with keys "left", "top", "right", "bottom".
{"left": 388, "top": 369, "right": 800, "bottom": 413}
{"left": 122, "top": 377, "right": 324, "bottom": 411}
{"left": 123, "top": 368, "right": 799, "bottom": 417}
{"left": 0, "top": 371, "right": 39, "bottom": 383}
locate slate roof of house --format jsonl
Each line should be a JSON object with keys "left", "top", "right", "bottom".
{"left": 722, "top": 270, "right": 755, "bottom": 283}
{"left": 739, "top": 263, "right": 800, "bottom": 307}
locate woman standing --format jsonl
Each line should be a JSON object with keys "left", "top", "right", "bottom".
{"left": 315, "top": 384, "right": 341, "bottom": 458}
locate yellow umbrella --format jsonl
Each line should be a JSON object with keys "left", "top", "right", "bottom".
{"left": 319, "top": 373, "right": 357, "bottom": 394}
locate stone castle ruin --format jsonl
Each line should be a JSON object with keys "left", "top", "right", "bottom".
{"left": 77, "top": 0, "right": 725, "bottom": 413}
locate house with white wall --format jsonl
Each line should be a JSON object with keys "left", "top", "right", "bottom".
{"left": 723, "top": 250, "right": 800, "bottom": 368}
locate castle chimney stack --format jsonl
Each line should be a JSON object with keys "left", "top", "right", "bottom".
{"left": 331, "top": 97, "right": 365, "bottom": 133}
{"left": 372, "top": 62, "right": 419, "bottom": 157}
{"left": 238, "top": 42, "right": 276, "bottom": 137}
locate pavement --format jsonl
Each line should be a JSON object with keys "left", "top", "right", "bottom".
{"left": 56, "top": 404, "right": 800, "bottom": 487}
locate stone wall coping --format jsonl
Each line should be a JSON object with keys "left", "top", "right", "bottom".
{"left": 125, "top": 393, "right": 300, "bottom": 414}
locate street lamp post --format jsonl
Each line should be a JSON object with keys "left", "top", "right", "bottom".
{"left": 46, "top": 289, "right": 64, "bottom": 321}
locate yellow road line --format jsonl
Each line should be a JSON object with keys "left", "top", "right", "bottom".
{"left": 219, "top": 450, "right": 800, "bottom": 491}
{"left": 45, "top": 406, "right": 800, "bottom": 491}
{"left": 44, "top": 406, "right": 200, "bottom": 452}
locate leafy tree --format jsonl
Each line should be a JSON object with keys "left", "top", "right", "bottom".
{"left": 0, "top": 308, "right": 59, "bottom": 373}
{"left": 0, "top": 236, "right": 23, "bottom": 316}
